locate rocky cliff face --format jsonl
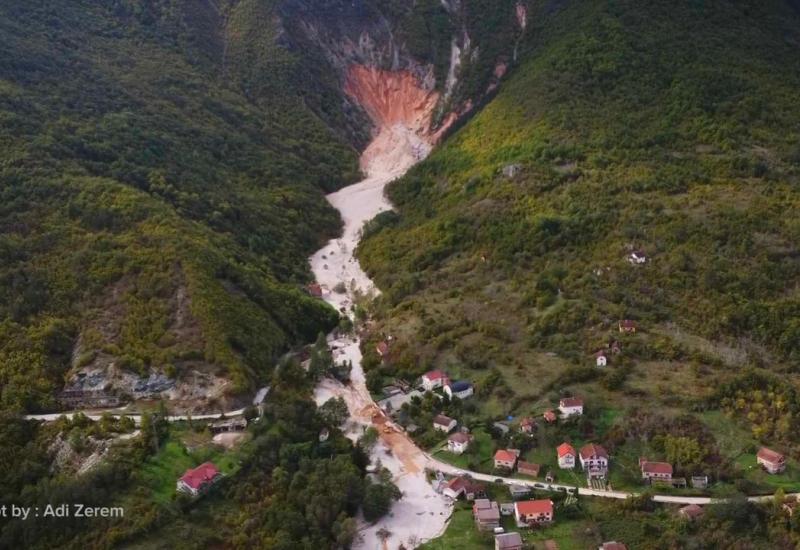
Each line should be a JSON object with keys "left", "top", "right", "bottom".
{"left": 274, "top": 0, "right": 529, "bottom": 151}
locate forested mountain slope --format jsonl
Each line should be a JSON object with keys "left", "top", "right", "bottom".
{"left": 360, "top": 0, "right": 800, "bottom": 420}
{"left": 0, "top": 0, "right": 361, "bottom": 412}
{"left": 0, "top": 0, "right": 528, "bottom": 413}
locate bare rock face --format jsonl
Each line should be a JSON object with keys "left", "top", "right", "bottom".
{"left": 276, "top": 0, "right": 527, "bottom": 142}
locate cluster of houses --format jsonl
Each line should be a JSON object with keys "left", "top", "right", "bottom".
{"left": 556, "top": 442, "right": 609, "bottom": 479}
{"left": 421, "top": 369, "right": 475, "bottom": 399}
{"left": 438, "top": 472, "right": 555, "bottom": 547}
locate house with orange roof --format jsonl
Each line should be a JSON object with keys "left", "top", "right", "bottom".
{"left": 579, "top": 443, "right": 609, "bottom": 478}
{"left": 494, "top": 449, "right": 520, "bottom": 470}
{"left": 557, "top": 442, "right": 576, "bottom": 469}
{"left": 514, "top": 499, "right": 554, "bottom": 526}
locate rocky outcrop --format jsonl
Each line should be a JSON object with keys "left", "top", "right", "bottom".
{"left": 274, "top": 0, "right": 528, "bottom": 147}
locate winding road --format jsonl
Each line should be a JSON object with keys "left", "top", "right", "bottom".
{"left": 24, "top": 387, "right": 269, "bottom": 426}
{"left": 422, "top": 454, "right": 793, "bottom": 505}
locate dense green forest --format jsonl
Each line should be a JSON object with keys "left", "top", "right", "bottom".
{"left": 0, "top": 0, "right": 364, "bottom": 411}
{"left": 0, "top": 359, "right": 397, "bottom": 549}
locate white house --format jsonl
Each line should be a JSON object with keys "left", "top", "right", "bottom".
{"left": 595, "top": 351, "right": 608, "bottom": 367}
{"left": 444, "top": 380, "right": 474, "bottom": 400}
{"left": 579, "top": 443, "right": 609, "bottom": 477}
{"left": 628, "top": 250, "right": 647, "bottom": 264}
{"left": 640, "top": 458, "right": 673, "bottom": 482}
{"left": 557, "top": 442, "right": 576, "bottom": 469}
{"left": 448, "top": 432, "right": 473, "bottom": 454}
{"left": 558, "top": 396, "right": 584, "bottom": 417}
{"left": 433, "top": 414, "right": 457, "bottom": 432}
{"left": 421, "top": 370, "right": 450, "bottom": 391}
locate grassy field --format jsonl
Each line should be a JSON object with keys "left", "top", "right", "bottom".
{"left": 421, "top": 498, "right": 596, "bottom": 550}
{"left": 418, "top": 505, "right": 493, "bottom": 550}
{"left": 138, "top": 428, "right": 241, "bottom": 503}
{"left": 433, "top": 427, "right": 495, "bottom": 471}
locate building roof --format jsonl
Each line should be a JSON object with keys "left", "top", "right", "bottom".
{"left": 579, "top": 443, "right": 609, "bottom": 460}
{"left": 448, "top": 380, "right": 472, "bottom": 392}
{"left": 520, "top": 416, "right": 536, "bottom": 428}
{"left": 495, "top": 532, "right": 523, "bottom": 549}
{"left": 601, "top": 543, "right": 628, "bottom": 550}
{"left": 559, "top": 396, "right": 583, "bottom": 408}
{"left": 473, "top": 499, "right": 500, "bottom": 521}
{"left": 494, "top": 449, "right": 518, "bottom": 463}
{"left": 423, "top": 369, "right": 448, "bottom": 381}
{"left": 433, "top": 414, "right": 455, "bottom": 427}
{"left": 543, "top": 410, "right": 557, "bottom": 422}
{"left": 509, "top": 483, "right": 531, "bottom": 495}
{"left": 517, "top": 461, "right": 540, "bottom": 475}
{"left": 641, "top": 460, "right": 673, "bottom": 475}
{"left": 449, "top": 432, "right": 473, "bottom": 444}
{"left": 680, "top": 504, "right": 704, "bottom": 519}
{"left": 179, "top": 462, "right": 220, "bottom": 490}
{"left": 757, "top": 447, "right": 785, "bottom": 464}
{"left": 376, "top": 341, "right": 389, "bottom": 356}
{"left": 445, "top": 475, "right": 484, "bottom": 494}
{"left": 515, "top": 499, "right": 553, "bottom": 516}
{"left": 619, "top": 319, "right": 637, "bottom": 329}
{"left": 306, "top": 283, "right": 322, "bottom": 297}
{"left": 557, "top": 442, "right": 576, "bottom": 458}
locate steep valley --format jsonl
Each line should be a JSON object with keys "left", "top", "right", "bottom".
{"left": 5, "top": 1, "right": 800, "bottom": 549}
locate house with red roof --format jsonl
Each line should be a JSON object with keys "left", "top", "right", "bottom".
{"left": 757, "top": 447, "right": 786, "bottom": 474}
{"left": 176, "top": 462, "right": 222, "bottom": 496}
{"left": 514, "top": 499, "right": 554, "bottom": 526}
{"left": 600, "top": 542, "right": 628, "bottom": 550}
{"left": 558, "top": 397, "right": 583, "bottom": 417}
{"left": 557, "top": 442, "right": 576, "bottom": 469}
{"left": 640, "top": 458, "right": 673, "bottom": 482}
{"left": 421, "top": 370, "right": 450, "bottom": 391}
{"left": 579, "top": 443, "right": 609, "bottom": 478}
{"left": 595, "top": 350, "right": 608, "bottom": 367}
{"left": 494, "top": 449, "right": 520, "bottom": 470}
{"left": 443, "top": 475, "right": 485, "bottom": 500}
{"left": 543, "top": 410, "right": 557, "bottom": 423}
{"left": 618, "top": 319, "right": 637, "bottom": 333}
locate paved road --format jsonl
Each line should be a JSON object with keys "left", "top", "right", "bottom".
{"left": 24, "top": 409, "right": 247, "bottom": 426}
{"left": 26, "top": 390, "right": 793, "bottom": 507}
{"left": 24, "top": 387, "right": 270, "bottom": 425}
{"left": 423, "top": 455, "right": 795, "bottom": 505}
